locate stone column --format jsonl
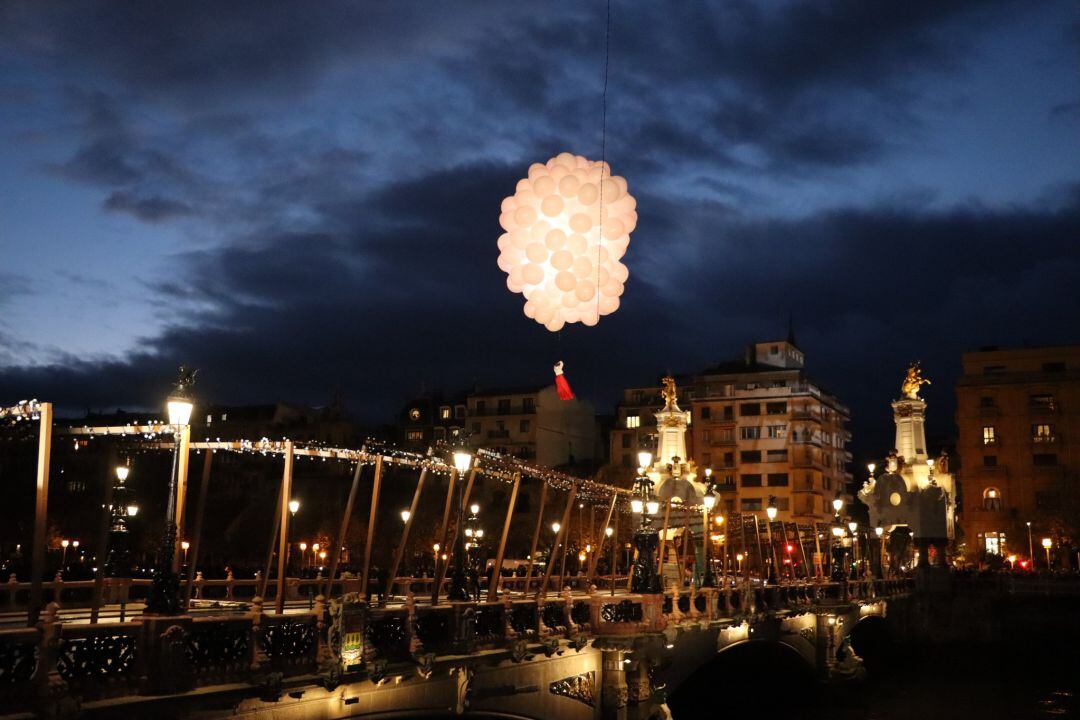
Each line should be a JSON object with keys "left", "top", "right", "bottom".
{"left": 600, "top": 648, "right": 629, "bottom": 720}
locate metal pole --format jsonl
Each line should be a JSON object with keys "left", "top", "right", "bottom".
{"left": 522, "top": 481, "right": 549, "bottom": 597}
{"left": 586, "top": 494, "right": 618, "bottom": 584}
{"left": 90, "top": 456, "right": 116, "bottom": 624}
{"left": 259, "top": 478, "right": 284, "bottom": 600}
{"left": 752, "top": 516, "right": 766, "bottom": 581}
{"left": 441, "top": 467, "right": 477, "bottom": 602}
{"left": 657, "top": 500, "right": 672, "bottom": 577}
{"left": 812, "top": 522, "right": 824, "bottom": 579}
{"left": 610, "top": 508, "right": 619, "bottom": 596}
{"left": 360, "top": 456, "right": 384, "bottom": 602}
{"left": 28, "top": 403, "right": 53, "bottom": 627}
{"left": 183, "top": 450, "right": 213, "bottom": 609}
{"left": 488, "top": 472, "right": 521, "bottom": 599}
{"left": 325, "top": 459, "right": 365, "bottom": 598}
{"left": 537, "top": 486, "right": 576, "bottom": 599}
{"left": 386, "top": 464, "right": 430, "bottom": 606}
{"left": 431, "top": 467, "right": 458, "bottom": 605}
{"left": 275, "top": 441, "right": 294, "bottom": 615}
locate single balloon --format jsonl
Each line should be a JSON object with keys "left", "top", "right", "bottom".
{"left": 497, "top": 152, "right": 636, "bottom": 332}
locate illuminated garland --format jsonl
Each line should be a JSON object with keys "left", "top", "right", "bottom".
{"left": 57, "top": 424, "right": 630, "bottom": 505}
{"left": 0, "top": 400, "right": 42, "bottom": 424}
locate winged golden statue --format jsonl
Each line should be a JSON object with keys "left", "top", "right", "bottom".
{"left": 661, "top": 375, "right": 678, "bottom": 407}
{"left": 901, "top": 362, "right": 930, "bottom": 400}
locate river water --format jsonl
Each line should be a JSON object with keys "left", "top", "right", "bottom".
{"left": 670, "top": 642, "right": 1079, "bottom": 719}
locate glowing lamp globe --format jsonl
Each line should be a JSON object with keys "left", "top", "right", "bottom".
{"left": 498, "top": 152, "right": 637, "bottom": 331}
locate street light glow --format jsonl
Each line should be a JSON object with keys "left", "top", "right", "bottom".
{"left": 637, "top": 451, "right": 652, "bottom": 469}
{"left": 453, "top": 451, "right": 472, "bottom": 474}
{"left": 115, "top": 465, "right": 130, "bottom": 481}
{"left": 288, "top": 499, "right": 300, "bottom": 515}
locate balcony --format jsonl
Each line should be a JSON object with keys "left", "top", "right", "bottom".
{"left": 1031, "top": 434, "right": 1060, "bottom": 446}
{"left": 709, "top": 437, "right": 737, "bottom": 447}
{"left": 487, "top": 429, "right": 510, "bottom": 439}
{"left": 1029, "top": 400, "right": 1058, "bottom": 414}
{"left": 791, "top": 410, "right": 822, "bottom": 423}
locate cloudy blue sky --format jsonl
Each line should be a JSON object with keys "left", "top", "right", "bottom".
{"left": 1, "top": 1, "right": 1078, "bottom": 454}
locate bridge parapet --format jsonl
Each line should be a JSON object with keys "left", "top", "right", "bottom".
{"left": 0, "top": 578, "right": 915, "bottom": 717}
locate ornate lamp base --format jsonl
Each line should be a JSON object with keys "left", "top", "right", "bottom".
{"left": 631, "top": 528, "right": 662, "bottom": 594}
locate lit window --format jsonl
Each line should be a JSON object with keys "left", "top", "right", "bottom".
{"left": 626, "top": 415, "right": 640, "bottom": 428}
{"left": 983, "top": 487, "right": 1002, "bottom": 511}
{"left": 206, "top": 414, "right": 212, "bottom": 425}
{"left": 983, "top": 532, "right": 1004, "bottom": 555}
{"left": 1032, "top": 424, "right": 1053, "bottom": 440}
{"left": 221, "top": 413, "right": 227, "bottom": 422}
{"left": 982, "top": 426, "right": 996, "bottom": 445}
{"left": 406, "top": 430, "right": 423, "bottom": 441}
{"left": 740, "top": 426, "right": 760, "bottom": 440}
{"left": 767, "top": 425, "right": 786, "bottom": 439}
{"left": 440, "top": 406, "right": 452, "bottom": 420}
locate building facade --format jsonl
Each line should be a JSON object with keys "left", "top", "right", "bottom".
{"left": 400, "top": 385, "right": 597, "bottom": 469}
{"left": 956, "top": 345, "right": 1080, "bottom": 562}
{"left": 610, "top": 339, "right": 852, "bottom": 522}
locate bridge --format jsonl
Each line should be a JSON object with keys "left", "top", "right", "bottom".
{"left": 2, "top": 399, "right": 916, "bottom": 718}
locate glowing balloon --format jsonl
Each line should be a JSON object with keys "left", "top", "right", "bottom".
{"left": 498, "top": 152, "right": 636, "bottom": 332}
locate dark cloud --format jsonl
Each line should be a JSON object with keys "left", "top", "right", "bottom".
{"left": 104, "top": 191, "right": 194, "bottom": 222}
{"left": 1, "top": 0, "right": 1077, "bottom": 466}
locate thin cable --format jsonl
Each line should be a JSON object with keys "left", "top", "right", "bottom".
{"left": 595, "top": 0, "right": 612, "bottom": 323}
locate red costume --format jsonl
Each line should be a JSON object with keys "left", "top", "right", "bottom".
{"left": 554, "top": 361, "right": 575, "bottom": 400}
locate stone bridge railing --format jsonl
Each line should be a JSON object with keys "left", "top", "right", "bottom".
{"left": 0, "top": 578, "right": 912, "bottom": 715}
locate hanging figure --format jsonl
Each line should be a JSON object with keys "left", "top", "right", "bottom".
{"left": 553, "top": 361, "right": 575, "bottom": 400}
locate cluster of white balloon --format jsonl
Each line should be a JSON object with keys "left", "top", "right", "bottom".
{"left": 497, "top": 152, "right": 637, "bottom": 332}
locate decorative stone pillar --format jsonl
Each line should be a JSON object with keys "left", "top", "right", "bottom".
{"left": 600, "top": 648, "right": 629, "bottom": 718}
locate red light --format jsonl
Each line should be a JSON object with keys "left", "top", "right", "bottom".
{"left": 1020, "top": 560, "right": 1030, "bottom": 568}
{"left": 786, "top": 544, "right": 794, "bottom": 553}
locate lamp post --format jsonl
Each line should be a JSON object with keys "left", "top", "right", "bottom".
{"left": 107, "top": 463, "right": 137, "bottom": 576}
{"left": 630, "top": 453, "right": 661, "bottom": 593}
{"left": 145, "top": 367, "right": 195, "bottom": 616}
{"left": 765, "top": 496, "right": 779, "bottom": 583}
{"left": 447, "top": 450, "right": 473, "bottom": 601}
{"left": 181, "top": 540, "right": 190, "bottom": 566}
{"left": 1042, "top": 538, "right": 1052, "bottom": 570}
{"left": 832, "top": 492, "right": 844, "bottom": 519}
{"left": 1026, "top": 522, "right": 1034, "bottom": 569}
{"left": 875, "top": 526, "right": 885, "bottom": 577}
{"left": 61, "top": 539, "right": 69, "bottom": 568}
{"left": 299, "top": 542, "right": 307, "bottom": 569}
{"left": 702, "top": 492, "right": 717, "bottom": 587}
{"left": 287, "top": 499, "right": 300, "bottom": 573}
{"left": 831, "top": 525, "right": 845, "bottom": 581}
{"left": 848, "top": 521, "right": 860, "bottom": 579}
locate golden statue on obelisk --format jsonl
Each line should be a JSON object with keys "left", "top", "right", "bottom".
{"left": 661, "top": 375, "right": 678, "bottom": 408}
{"left": 901, "top": 362, "right": 931, "bottom": 400}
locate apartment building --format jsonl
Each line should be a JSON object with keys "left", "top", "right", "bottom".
{"left": 610, "top": 339, "right": 852, "bottom": 522}
{"left": 956, "top": 345, "right": 1080, "bottom": 559}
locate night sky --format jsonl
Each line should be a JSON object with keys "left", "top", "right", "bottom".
{"left": 2, "top": 2, "right": 1078, "bottom": 458}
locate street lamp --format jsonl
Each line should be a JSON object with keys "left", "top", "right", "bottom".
{"left": 61, "top": 539, "right": 70, "bottom": 567}
{"left": 288, "top": 499, "right": 300, "bottom": 517}
{"left": 848, "top": 521, "right": 860, "bottom": 578}
{"left": 107, "top": 462, "right": 137, "bottom": 577}
{"left": 701, "top": 492, "right": 717, "bottom": 587}
{"left": 299, "top": 541, "right": 308, "bottom": 568}
{"left": 875, "top": 526, "right": 885, "bottom": 577}
{"left": 146, "top": 366, "right": 195, "bottom": 616}
{"left": 448, "top": 450, "right": 473, "bottom": 601}
{"left": 1026, "top": 522, "right": 1034, "bottom": 568}
{"left": 400, "top": 509, "right": 411, "bottom": 523}
{"left": 832, "top": 492, "right": 844, "bottom": 517}
{"left": 831, "top": 525, "right": 845, "bottom": 580}
{"left": 765, "top": 497, "right": 779, "bottom": 583}
{"left": 1042, "top": 538, "right": 1052, "bottom": 569}
{"left": 181, "top": 540, "right": 190, "bottom": 565}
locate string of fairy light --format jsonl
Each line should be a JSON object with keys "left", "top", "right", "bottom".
{"left": 50, "top": 420, "right": 635, "bottom": 509}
